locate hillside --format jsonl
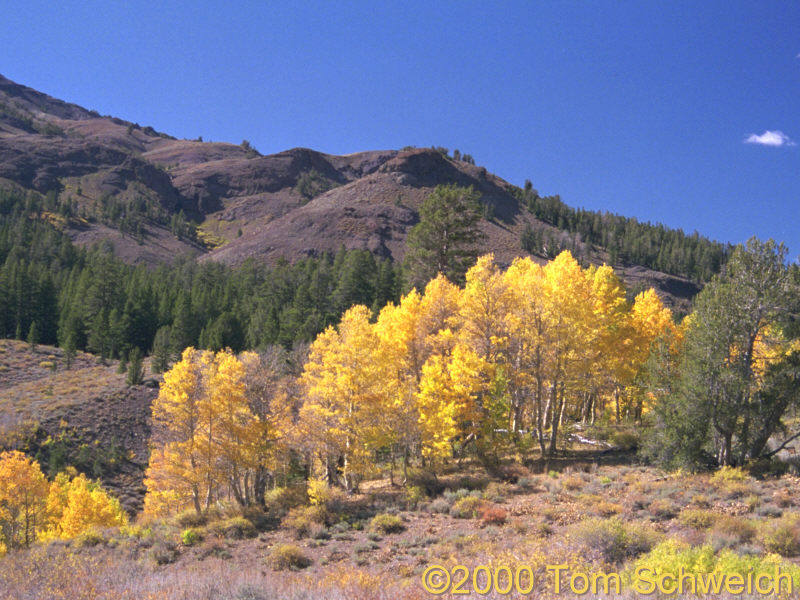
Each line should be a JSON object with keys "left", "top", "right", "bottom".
{"left": 0, "top": 73, "right": 720, "bottom": 309}
{"left": 0, "top": 339, "right": 156, "bottom": 514}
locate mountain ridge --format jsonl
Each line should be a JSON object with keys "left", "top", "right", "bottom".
{"left": 0, "top": 73, "right": 709, "bottom": 308}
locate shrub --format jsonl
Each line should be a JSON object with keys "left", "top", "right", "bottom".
{"left": 773, "top": 489, "right": 793, "bottom": 508}
{"left": 354, "top": 541, "right": 380, "bottom": 553}
{"left": 404, "top": 485, "right": 426, "bottom": 509}
{"left": 757, "top": 505, "right": 783, "bottom": 518}
{"left": 758, "top": 517, "right": 800, "bottom": 556}
{"left": 516, "top": 477, "right": 536, "bottom": 492}
{"left": 283, "top": 506, "right": 329, "bottom": 539}
{"left": 240, "top": 505, "right": 277, "bottom": 531}
{"left": 610, "top": 429, "right": 640, "bottom": 451}
{"left": 479, "top": 504, "right": 507, "bottom": 526}
{"left": 482, "top": 482, "right": 507, "bottom": 503}
{"left": 307, "top": 478, "right": 345, "bottom": 511}
{"left": 710, "top": 466, "right": 748, "bottom": 484}
{"left": 711, "top": 516, "right": 756, "bottom": 550}
{"left": 450, "top": 496, "right": 486, "bottom": 519}
{"left": 497, "top": 462, "right": 530, "bottom": 483}
{"left": 678, "top": 509, "right": 717, "bottom": 530}
{"left": 406, "top": 468, "right": 444, "bottom": 496}
{"left": 593, "top": 501, "right": 624, "bottom": 517}
{"left": 267, "top": 544, "right": 311, "bottom": 570}
{"left": 648, "top": 499, "right": 679, "bottom": 521}
{"left": 745, "top": 494, "right": 761, "bottom": 512}
{"left": 721, "top": 481, "right": 753, "bottom": 499}
{"left": 428, "top": 497, "right": 452, "bottom": 514}
{"left": 173, "top": 510, "right": 207, "bottom": 529}
{"left": 562, "top": 474, "right": 584, "bottom": 491}
{"left": 74, "top": 529, "right": 105, "bottom": 548}
{"left": 150, "top": 540, "right": 179, "bottom": 565}
{"left": 570, "top": 517, "right": 659, "bottom": 564}
{"left": 691, "top": 494, "right": 711, "bottom": 508}
{"left": 453, "top": 474, "right": 490, "bottom": 491}
{"left": 264, "top": 485, "right": 307, "bottom": 513}
{"left": 181, "top": 528, "right": 202, "bottom": 546}
{"left": 632, "top": 540, "right": 800, "bottom": 590}
{"left": 207, "top": 516, "right": 257, "bottom": 540}
{"left": 370, "top": 513, "right": 405, "bottom": 534}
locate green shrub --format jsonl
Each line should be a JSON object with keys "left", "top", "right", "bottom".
{"left": 284, "top": 505, "right": 331, "bottom": 538}
{"left": 370, "top": 513, "right": 405, "bottom": 534}
{"left": 150, "top": 540, "right": 179, "bottom": 565}
{"left": 450, "top": 496, "right": 486, "bottom": 519}
{"left": 264, "top": 485, "right": 307, "bottom": 512}
{"left": 610, "top": 429, "right": 640, "bottom": 450}
{"left": 482, "top": 482, "right": 507, "bottom": 503}
{"left": 570, "top": 517, "right": 659, "bottom": 564}
{"left": 406, "top": 468, "right": 444, "bottom": 497}
{"left": 173, "top": 510, "right": 207, "bottom": 528}
{"left": 648, "top": 499, "right": 678, "bottom": 520}
{"left": 711, "top": 516, "right": 756, "bottom": 549}
{"left": 678, "top": 509, "right": 717, "bottom": 529}
{"left": 207, "top": 516, "right": 257, "bottom": 540}
{"left": 267, "top": 544, "right": 312, "bottom": 570}
{"left": 181, "top": 528, "right": 202, "bottom": 546}
{"left": 74, "top": 529, "right": 105, "bottom": 548}
{"left": 631, "top": 540, "right": 800, "bottom": 590}
{"left": 404, "top": 485, "right": 426, "bottom": 509}
{"left": 758, "top": 517, "right": 800, "bottom": 556}
{"left": 307, "top": 478, "right": 346, "bottom": 512}
{"left": 428, "top": 497, "right": 452, "bottom": 514}
{"left": 710, "top": 466, "right": 748, "bottom": 484}
{"left": 593, "top": 501, "right": 624, "bottom": 517}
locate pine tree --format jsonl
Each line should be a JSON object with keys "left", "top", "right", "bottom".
{"left": 62, "top": 330, "right": 77, "bottom": 369}
{"left": 27, "top": 321, "right": 39, "bottom": 352}
{"left": 403, "top": 184, "right": 485, "bottom": 290}
{"left": 126, "top": 347, "right": 144, "bottom": 386}
{"left": 151, "top": 325, "right": 171, "bottom": 374}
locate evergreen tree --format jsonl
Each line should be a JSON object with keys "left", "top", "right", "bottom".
{"left": 62, "top": 331, "right": 77, "bottom": 369}
{"left": 126, "top": 347, "right": 144, "bottom": 386}
{"left": 27, "top": 321, "right": 39, "bottom": 352}
{"left": 151, "top": 325, "right": 172, "bottom": 374}
{"left": 403, "top": 184, "right": 485, "bottom": 290}
{"left": 646, "top": 238, "right": 800, "bottom": 468}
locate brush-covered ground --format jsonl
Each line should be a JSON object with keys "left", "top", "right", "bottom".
{"left": 2, "top": 459, "right": 800, "bottom": 600}
{"left": 0, "top": 339, "right": 157, "bottom": 513}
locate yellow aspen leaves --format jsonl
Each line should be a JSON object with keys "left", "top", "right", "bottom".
{"left": 0, "top": 451, "right": 48, "bottom": 549}
{"left": 42, "top": 471, "right": 126, "bottom": 540}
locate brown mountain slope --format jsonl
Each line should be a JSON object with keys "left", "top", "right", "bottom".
{"left": 0, "top": 73, "right": 700, "bottom": 307}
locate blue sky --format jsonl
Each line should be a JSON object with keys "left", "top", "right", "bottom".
{"left": 3, "top": 1, "right": 798, "bottom": 256}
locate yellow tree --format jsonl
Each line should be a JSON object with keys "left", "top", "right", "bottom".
{"left": 415, "top": 342, "right": 485, "bottom": 463}
{"left": 240, "top": 349, "right": 295, "bottom": 505}
{"left": 586, "top": 264, "right": 633, "bottom": 423}
{"left": 503, "top": 257, "right": 550, "bottom": 448}
{"left": 374, "top": 290, "right": 429, "bottom": 484}
{"left": 42, "top": 471, "right": 126, "bottom": 539}
{"left": 206, "top": 349, "right": 256, "bottom": 506}
{"left": 144, "top": 347, "right": 209, "bottom": 515}
{"left": 299, "top": 305, "right": 382, "bottom": 490}
{"left": 419, "top": 273, "right": 462, "bottom": 357}
{"left": 627, "top": 289, "right": 674, "bottom": 420}
{"left": 457, "top": 254, "right": 517, "bottom": 458}
{"left": 0, "top": 451, "right": 48, "bottom": 549}
{"left": 541, "top": 251, "right": 595, "bottom": 456}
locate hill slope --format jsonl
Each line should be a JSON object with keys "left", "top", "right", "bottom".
{"left": 0, "top": 73, "right": 714, "bottom": 307}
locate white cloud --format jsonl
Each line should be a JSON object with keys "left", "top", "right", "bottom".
{"left": 744, "top": 130, "right": 796, "bottom": 147}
